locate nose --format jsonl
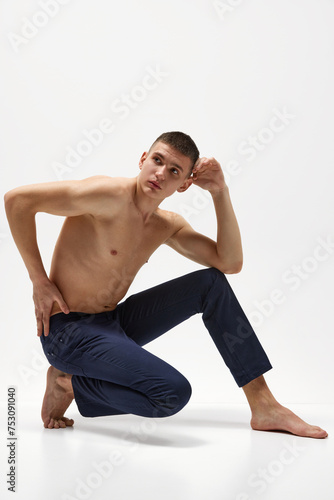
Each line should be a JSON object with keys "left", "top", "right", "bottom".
{"left": 155, "top": 165, "right": 166, "bottom": 182}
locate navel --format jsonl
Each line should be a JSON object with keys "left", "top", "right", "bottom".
{"left": 110, "top": 249, "right": 118, "bottom": 256}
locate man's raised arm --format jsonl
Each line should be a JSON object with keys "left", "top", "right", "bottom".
{"left": 192, "top": 157, "right": 243, "bottom": 272}
{"left": 166, "top": 157, "right": 243, "bottom": 274}
{"left": 4, "top": 175, "right": 113, "bottom": 336}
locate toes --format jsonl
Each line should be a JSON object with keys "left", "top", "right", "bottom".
{"left": 302, "top": 425, "right": 328, "bottom": 439}
{"left": 47, "top": 418, "right": 60, "bottom": 429}
{"left": 47, "top": 418, "right": 55, "bottom": 429}
{"left": 63, "top": 417, "right": 74, "bottom": 427}
{"left": 43, "top": 416, "right": 74, "bottom": 429}
{"left": 44, "top": 417, "right": 74, "bottom": 429}
{"left": 43, "top": 418, "right": 51, "bottom": 429}
{"left": 313, "top": 428, "right": 328, "bottom": 439}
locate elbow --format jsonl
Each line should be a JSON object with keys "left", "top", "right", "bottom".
{"left": 4, "top": 190, "right": 13, "bottom": 206}
{"left": 4, "top": 188, "right": 21, "bottom": 207}
{"left": 230, "top": 260, "right": 243, "bottom": 274}
{"left": 4, "top": 192, "right": 16, "bottom": 222}
{"left": 4, "top": 190, "right": 33, "bottom": 217}
{"left": 4, "top": 190, "right": 16, "bottom": 212}
{"left": 219, "top": 260, "right": 243, "bottom": 274}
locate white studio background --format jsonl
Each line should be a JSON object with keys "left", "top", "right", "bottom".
{"left": 0, "top": 0, "right": 333, "bottom": 409}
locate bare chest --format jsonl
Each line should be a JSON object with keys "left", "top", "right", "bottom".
{"left": 59, "top": 210, "right": 173, "bottom": 268}
{"left": 50, "top": 207, "right": 176, "bottom": 314}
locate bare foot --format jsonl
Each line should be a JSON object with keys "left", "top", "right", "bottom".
{"left": 243, "top": 376, "right": 328, "bottom": 439}
{"left": 41, "top": 366, "right": 75, "bottom": 429}
{"left": 251, "top": 402, "right": 328, "bottom": 439}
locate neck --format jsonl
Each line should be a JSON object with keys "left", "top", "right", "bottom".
{"left": 132, "top": 177, "right": 162, "bottom": 223}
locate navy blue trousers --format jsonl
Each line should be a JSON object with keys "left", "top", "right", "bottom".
{"left": 40, "top": 268, "right": 272, "bottom": 418}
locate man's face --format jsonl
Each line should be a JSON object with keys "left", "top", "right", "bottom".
{"left": 138, "top": 141, "right": 193, "bottom": 198}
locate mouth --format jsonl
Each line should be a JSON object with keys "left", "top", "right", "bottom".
{"left": 148, "top": 180, "right": 161, "bottom": 190}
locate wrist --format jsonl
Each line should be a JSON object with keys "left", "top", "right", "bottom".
{"left": 30, "top": 272, "right": 49, "bottom": 286}
{"left": 209, "top": 184, "right": 228, "bottom": 198}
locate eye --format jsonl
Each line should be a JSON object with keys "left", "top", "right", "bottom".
{"left": 154, "top": 157, "right": 161, "bottom": 164}
{"left": 171, "top": 168, "right": 179, "bottom": 175}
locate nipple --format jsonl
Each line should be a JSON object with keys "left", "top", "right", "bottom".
{"left": 110, "top": 249, "right": 118, "bottom": 256}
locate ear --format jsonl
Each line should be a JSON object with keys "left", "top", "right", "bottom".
{"left": 177, "top": 177, "right": 193, "bottom": 193}
{"left": 139, "top": 151, "right": 148, "bottom": 170}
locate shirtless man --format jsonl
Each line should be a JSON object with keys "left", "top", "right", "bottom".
{"left": 4, "top": 131, "right": 327, "bottom": 438}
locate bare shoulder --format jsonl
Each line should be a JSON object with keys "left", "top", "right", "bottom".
{"left": 77, "top": 175, "right": 135, "bottom": 217}
{"left": 79, "top": 175, "right": 137, "bottom": 205}
{"left": 4, "top": 174, "right": 136, "bottom": 218}
{"left": 155, "top": 208, "right": 187, "bottom": 236}
{"left": 81, "top": 175, "right": 132, "bottom": 196}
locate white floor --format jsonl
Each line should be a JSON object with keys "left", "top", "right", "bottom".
{"left": 1, "top": 402, "right": 333, "bottom": 500}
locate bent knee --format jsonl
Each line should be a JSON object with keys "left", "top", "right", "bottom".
{"left": 156, "top": 376, "right": 192, "bottom": 417}
{"left": 207, "top": 267, "right": 226, "bottom": 279}
{"left": 198, "top": 267, "right": 227, "bottom": 290}
{"left": 173, "top": 376, "right": 192, "bottom": 411}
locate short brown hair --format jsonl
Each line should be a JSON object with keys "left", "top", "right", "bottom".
{"left": 149, "top": 131, "right": 200, "bottom": 174}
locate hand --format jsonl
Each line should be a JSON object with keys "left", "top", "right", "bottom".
{"left": 192, "top": 157, "right": 227, "bottom": 194}
{"left": 33, "top": 278, "right": 69, "bottom": 337}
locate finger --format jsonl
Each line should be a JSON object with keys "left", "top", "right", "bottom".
{"left": 192, "top": 164, "right": 205, "bottom": 176}
{"left": 199, "top": 157, "right": 209, "bottom": 164}
{"left": 37, "top": 316, "right": 44, "bottom": 337}
{"left": 194, "top": 158, "right": 201, "bottom": 169}
{"left": 201, "top": 159, "right": 214, "bottom": 168}
{"left": 193, "top": 165, "right": 210, "bottom": 177}
{"left": 206, "top": 158, "right": 221, "bottom": 169}
{"left": 58, "top": 297, "right": 70, "bottom": 315}
{"left": 43, "top": 315, "right": 50, "bottom": 337}
{"left": 199, "top": 157, "right": 209, "bottom": 167}
{"left": 193, "top": 157, "right": 207, "bottom": 171}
